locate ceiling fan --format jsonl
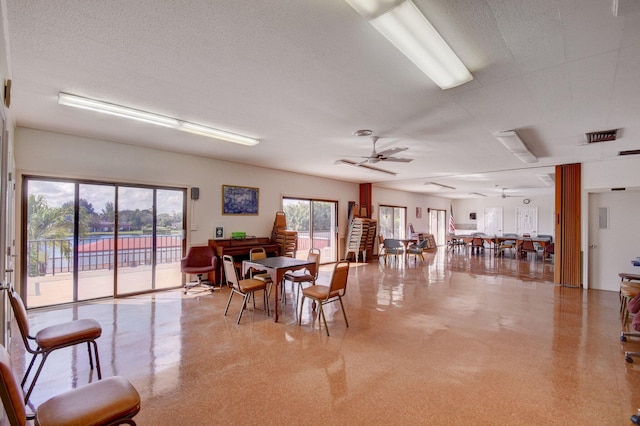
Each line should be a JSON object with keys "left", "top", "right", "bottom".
{"left": 335, "top": 132, "right": 412, "bottom": 175}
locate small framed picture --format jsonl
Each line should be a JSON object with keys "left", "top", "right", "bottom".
{"left": 416, "top": 207, "right": 422, "bottom": 219}
{"left": 215, "top": 227, "right": 224, "bottom": 239}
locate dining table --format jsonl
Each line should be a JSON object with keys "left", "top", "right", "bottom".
{"left": 242, "top": 256, "right": 315, "bottom": 322}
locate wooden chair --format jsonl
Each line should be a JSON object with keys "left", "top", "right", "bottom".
{"left": 8, "top": 287, "right": 102, "bottom": 404}
{"left": 520, "top": 239, "right": 537, "bottom": 259}
{"left": 0, "top": 343, "right": 140, "bottom": 426}
{"left": 223, "top": 255, "right": 270, "bottom": 324}
{"left": 470, "top": 237, "right": 485, "bottom": 254}
{"left": 298, "top": 261, "right": 350, "bottom": 336}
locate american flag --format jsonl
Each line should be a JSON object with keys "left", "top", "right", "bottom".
{"left": 449, "top": 204, "right": 456, "bottom": 234}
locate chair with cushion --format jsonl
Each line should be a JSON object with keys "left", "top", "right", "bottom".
{"left": 8, "top": 287, "right": 102, "bottom": 404}
{"left": 495, "top": 234, "right": 517, "bottom": 257}
{"left": 248, "top": 247, "right": 273, "bottom": 289}
{"left": 407, "top": 239, "right": 428, "bottom": 263}
{"left": 180, "top": 245, "right": 217, "bottom": 294}
{"left": 382, "top": 239, "right": 403, "bottom": 264}
{"left": 223, "top": 255, "right": 270, "bottom": 324}
{"left": 519, "top": 238, "right": 537, "bottom": 259}
{"left": 283, "top": 248, "right": 320, "bottom": 304}
{"left": 298, "top": 260, "right": 350, "bottom": 336}
{"left": 470, "top": 237, "right": 485, "bottom": 254}
{"left": 0, "top": 343, "right": 140, "bottom": 426}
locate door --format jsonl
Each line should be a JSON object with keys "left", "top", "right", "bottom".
{"left": 516, "top": 207, "right": 538, "bottom": 236}
{"left": 588, "top": 191, "right": 637, "bottom": 291}
{"left": 429, "top": 209, "right": 447, "bottom": 245}
{"left": 483, "top": 207, "right": 503, "bottom": 236}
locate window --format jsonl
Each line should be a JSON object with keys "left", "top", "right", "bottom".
{"left": 282, "top": 197, "right": 338, "bottom": 263}
{"left": 23, "top": 177, "right": 186, "bottom": 308}
{"left": 379, "top": 205, "right": 406, "bottom": 239}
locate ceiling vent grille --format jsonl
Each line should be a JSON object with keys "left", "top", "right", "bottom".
{"left": 618, "top": 149, "right": 640, "bottom": 156}
{"left": 585, "top": 129, "right": 618, "bottom": 143}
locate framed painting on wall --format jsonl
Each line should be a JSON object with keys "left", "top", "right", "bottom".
{"left": 222, "top": 185, "right": 259, "bottom": 215}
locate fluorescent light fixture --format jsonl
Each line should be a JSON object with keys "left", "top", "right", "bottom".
{"left": 424, "top": 181, "right": 456, "bottom": 190}
{"left": 179, "top": 122, "right": 259, "bottom": 146}
{"left": 495, "top": 130, "right": 538, "bottom": 164}
{"left": 58, "top": 92, "right": 259, "bottom": 146}
{"left": 346, "top": 0, "right": 472, "bottom": 89}
{"left": 58, "top": 92, "right": 180, "bottom": 128}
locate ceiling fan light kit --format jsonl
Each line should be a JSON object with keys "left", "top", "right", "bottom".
{"left": 345, "top": 0, "right": 472, "bottom": 89}
{"left": 495, "top": 130, "right": 538, "bottom": 163}
{"left": 58, "top": 92, "right": 259, "bottom": 146}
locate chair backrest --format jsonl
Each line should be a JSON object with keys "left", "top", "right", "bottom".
{"left": 308, "top": 249, "right": 321, "bottom": 278}
{"left": 222, "top": 255, "right": 240, "bottom": 289}
{"left": 544, "top": 243, "right": 555, "bottom": 254}
{"left": 521, "top": 239, "right": 535, "bottom": 250}
{"left": 183, "top": 245, "right": 215, "bottom": 269}
{"left": 329, "top": 261, "right": 350, "bottom": 298}
{"left": 8, "top": 288, "right": 31, "bottom": 349}
{"left": 0, "top": 344, "right": 27, "bottom": 426}
{"left": 409, "top": 223, "right": 415, "bottom": 234}
{"left": 378, "top": 234, "right": 384, "bottom": 245}
{"left": 383, "top": 239, "right": 401, "bottom": 249}
{"left": 249, "top": 247, "right": 267, "bottom": 261}
{"left": 472, "top": 237, "right": 484, "bottom": 246}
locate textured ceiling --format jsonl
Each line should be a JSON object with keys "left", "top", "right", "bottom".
{"left": 5, "top": 0, "right": 640, "bottom": 198}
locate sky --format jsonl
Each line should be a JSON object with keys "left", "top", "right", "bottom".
{"left": 27, "top": 180, "right": 184, "bottom": 215}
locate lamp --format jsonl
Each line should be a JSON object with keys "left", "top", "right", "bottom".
{"left": 495, "top": 130, "right": 538, "bottom": 164}
{"left": 424, "top": 181, "right": 456, "bottom": 190}
{"left": 345, "top": 0, "right": 472, "bottom": 89}
{"left": 58, "top": 93, "right": 180, "bottom": 128}
{"left": 179, "top": 122, "right": 258, "bottom": 146}
{"left": 58, "top": 92, "right": 260, "bottom": 146}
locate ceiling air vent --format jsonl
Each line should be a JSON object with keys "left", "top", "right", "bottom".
{"left": 618, "top": 149, "right": 640, "bottom": 156}
{"left": 585, "top": 129, "right": 618, "bottom": 143}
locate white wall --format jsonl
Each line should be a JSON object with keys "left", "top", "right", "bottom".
{"left": 371, "top": 186, "right": 451, "bottom": 234}
{"left": 14, "top": 127, "right": 360, "bottom": 268}
{"left": 451, "top": 195, "right": 555, "bottom": 236}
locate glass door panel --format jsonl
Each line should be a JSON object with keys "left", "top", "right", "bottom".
{"left": 77, "top": 184, "right": 116, "bottom": 300}
{"left": 25, "top": 180, "right": 75, "bottom": 307}
{"left": 283, "top": 198, "right": 338, "bottom": 263}
{"left": 155, "top": 189, "right": 185, "bottom": 290}
{"left": 116, "top": 187, "right": 154, "bottom": 295}
{"left": 312, "top": 200, "right": 337, "bottom": 263}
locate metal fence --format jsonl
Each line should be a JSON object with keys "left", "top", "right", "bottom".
{"left": 27, "top": 235, "right": 183, "bottom": 277}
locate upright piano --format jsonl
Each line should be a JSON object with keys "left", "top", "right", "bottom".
{"left": 208, "top": 237, "right": 280, "bottom": 284}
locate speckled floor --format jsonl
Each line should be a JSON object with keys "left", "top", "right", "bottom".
{"left": 9, "top": 249, "right": 640, "bottom": 425}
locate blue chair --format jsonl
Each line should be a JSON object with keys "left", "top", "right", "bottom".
{"left": 382, "top": 239, "right": 404, "bottom": 264}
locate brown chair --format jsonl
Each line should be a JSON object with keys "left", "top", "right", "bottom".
{"left": 283, "top": 248, "right": 320, "bottom": 303}
{"left": 520, "top": 239, "right": 537, "bottom": 259}
{"left": 8, "top": 287, "right": 102, "bottom": 404}
{"left": 543, "top": 242, "right": 555, "bottom": 261}
{"left": 298, "top": 260, "right": 350, "bottom": 336}
{"left": 223, "top": 255, "right": 270, "bottom": 324}
{"left": 181, "top": 245, "right": 217, "bottom": 294}
{"left": 470, "top": 237, "right": 485, "bottom": 254}
{"left": 0, "top": 343, "right": 140, "bottom": 426}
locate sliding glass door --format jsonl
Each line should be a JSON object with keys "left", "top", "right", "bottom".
{"left": 282, "top": 197, "right": 337, "bottom": 263}
{"left": 24, "top": 177, "right": 186, "bottom": 308}
{"left": 379, "top": 205, "right": 406, "bottom": 239}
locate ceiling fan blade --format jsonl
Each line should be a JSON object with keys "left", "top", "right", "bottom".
{"left": 376, "top": 147, "right": 408, "bottom": 157}
{"left": 334, "top": 159, "right": 396, "bottom": 175}
{"left": 382, "top": 157, "right": 413, "bottom": 163}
